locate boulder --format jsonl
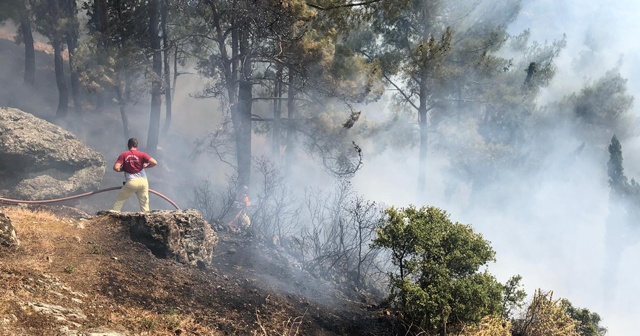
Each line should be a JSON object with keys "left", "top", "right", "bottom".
{"left": 0, "top": 212, "right": 19, "bottom": 248}
{"left": 0, "top": 107, "right": 105, "bottom": 200}
{"left": 104, "top": 210, "right": 217, "bottom": 268}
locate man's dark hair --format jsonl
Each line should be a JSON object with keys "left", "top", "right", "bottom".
{"left": 128, "top": 138, "right": 138, "bottom": 149}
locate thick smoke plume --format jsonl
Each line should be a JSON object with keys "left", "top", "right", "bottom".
{"left": 2, "top": 0, "right": 640, "bottom": 333}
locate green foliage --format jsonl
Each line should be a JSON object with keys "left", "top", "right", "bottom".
{"left": 84, "top": 0, "right": 150, "bottom": 45}
{"left": 560, "top": 299, "right": 607, "bottom": 336}
{"left": 63, "top": 264, "right": 76, "bottom": 273}
{"left": 605, "top": 135, "right": 640, "bottom": 247}
{"left": 0, "top": 0, "right": 22, "bottom": 23}
{"left": 575, "top": 69, "right": 634, "bottom": 126}
{"left": 475, "top": 32, "right": 566, "bottom": 146}
{"left": 366, "top": 0, "right": 531, "bottom": 116}
{"left": 30, "top": 0, "right": 72, "bottom": 42}
{"left": 74, "top": 0, "right": 151, "bottom": 95}
{"left": 373, "top": 205, "right": 502, "bottom": 334}
{"left": 606, "top": 135, "right": 640, "bottom": 211}
{"left": 443, "top": 29, "right": 565, "bottom": 201}
{"left": 502, "top": 275, "right": 527, "bottom": 319}
{"left": 567, "top": 68, "right": 635, "bottom": 144}
{"left": 352, "top": 0, "right": 567, "bottom": 197}
{"left": 607, "top": 135, "right": 627, "bottom": 193}
{"left": 140, "top": 316, "right": 157, "bottom": 330}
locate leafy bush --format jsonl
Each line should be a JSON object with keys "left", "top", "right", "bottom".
{"left": 502, "top": 274, "right": 527, "bottom": 319}
{"left": 373, "top": 205, "right": 503, "bottom": 334}
{"left": 560, "top": 299, "right": 607, "bottom": 336}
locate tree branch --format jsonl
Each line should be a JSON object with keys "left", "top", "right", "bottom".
{"left": 306, "top": 0, "right": 382, "bottom": 10}
{"left": 382, "top": 72, "right": 419, "bottom": 111}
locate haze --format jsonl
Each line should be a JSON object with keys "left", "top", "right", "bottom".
{"left": 2, "top": 0, "right": 639, "bottom": 334}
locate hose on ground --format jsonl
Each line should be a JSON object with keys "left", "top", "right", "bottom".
{"left": 0, "top": 186, "right": 181, "bottom": 210}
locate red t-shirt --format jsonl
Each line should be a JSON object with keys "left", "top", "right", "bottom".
{"left": 116, "top": 150, "right": 152, "bottom": 174}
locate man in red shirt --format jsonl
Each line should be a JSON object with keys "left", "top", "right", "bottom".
{"left": 111, "top": 138, "right": 158, "bottom": 212}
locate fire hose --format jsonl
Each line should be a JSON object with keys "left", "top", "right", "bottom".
{"left": 0, "top": 186, "right": 181, "bottom": 210}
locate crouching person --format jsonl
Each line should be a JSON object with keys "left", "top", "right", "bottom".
{"left": 225, "top": 185, "right": 251, "bottom": 233}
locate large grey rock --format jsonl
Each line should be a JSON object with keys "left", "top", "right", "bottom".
{"left": 103, "top": 210, "right": 217, "bottom": 268}
{"left": 0, "top": 212, "right": 19, "bottom": 248}
{"left": 0, "top": 107, "right": 105, "bottom": 200}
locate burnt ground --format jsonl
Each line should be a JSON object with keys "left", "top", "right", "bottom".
{"left": 0, "top": 205, "right": 396, "bottom": 336}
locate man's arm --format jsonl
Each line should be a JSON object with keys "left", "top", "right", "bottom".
{"left": 144, "top": 157, "right": 158, "bottom": 168}
{"left": 113, "top": 153, "right": 125, "bottom": 172}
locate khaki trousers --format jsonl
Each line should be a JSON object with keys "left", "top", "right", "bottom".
{"left": 112, "top": 177, "right": 149, "bottom": 212}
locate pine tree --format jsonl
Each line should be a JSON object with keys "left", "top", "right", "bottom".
{"left": 604, "top": 134, "right": 640, "bottom": 308}
{"left": 607, "top": 135, "right": 627, "bottom": 196}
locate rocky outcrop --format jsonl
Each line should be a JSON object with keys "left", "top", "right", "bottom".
{"left": 0, "top": 212, "right": 19, "bottom": 248}
{"left": 102, "top": 210, "right": 217, "bottom": 268}
{"left": 0, "top": 107, "right": 105, "bottom": 200}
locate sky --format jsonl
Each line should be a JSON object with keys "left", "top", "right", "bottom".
{"left": 513, "top": 0, "right": 640, "bottom": 102}
{"left": 347, "top": 1, "right": 640, "bottom": 334}
{"left": 510, "top": 2, "right": 640, "bottom": 334}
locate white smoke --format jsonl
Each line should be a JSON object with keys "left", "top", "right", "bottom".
{"left": 348, "top": 1, "right": 640, "bottom": 334}
{"left": 3, "top": 1, "right": 640, "bottom": 332}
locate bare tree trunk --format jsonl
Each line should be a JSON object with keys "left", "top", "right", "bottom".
{"left": 285, "top": 68, "right": 296, "bottom": 170}
{"left": 64, "top": 0, "right": 81, "bottom": 114}
{"left": 272, "top": 65, "right": 283, "bottom": 161}
{"left": 236, "top": 30, "right": 252, "bottom": 187}
{"left": 49, "top": 0, "right": 68, "bottom": 118}
{"left": 66, "top": 37, "right": 81, "bottom": 113}
{"left": 19, "top": 1, "right": 35, "bottom": 86}
{"left": 96, "top": 0, "right": 109, "bottom": 47}
{"left": 161, "top": 0, "right": 172, "bottom": 135}
{"left": 94, "top": 0, "right": 109, "bottom": 112}
{"left": 172, "top": 45, "right": 179, "bottom": 99}
{"left": 417, "top": 73, "right": 428, "bottom": 196}
{"left": 52, "top": 41, "right": 68, "bottom": 118}
{"left": 115, "top": 79, "right": 130, "bottom": 140}
{"left": 207, "top": 0, "right": 246, "bottom": 180}
{"left": 147, "top": 0, "right": 162, "bottom": 155}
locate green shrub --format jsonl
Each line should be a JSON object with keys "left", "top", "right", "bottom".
{"left": 560, "top": 299, "right": 607, "bottom": 336}
{"left": 373, "top": 205, "right": 503, "bottom": 335}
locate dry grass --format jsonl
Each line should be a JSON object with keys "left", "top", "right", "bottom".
{"left": 0, "top": 25, "right": 61, "bottom": 59}
{"left": 5, "top": 207, "right": 72, "bottom": 265}
{"left": 0, "top": 206, "right": 219, "bottom": 335}
{"left": 255, "top": 310, "right": 306, "bottom": 336}
{"left": 0, "top": 205, "right": 391, "bottom": 336}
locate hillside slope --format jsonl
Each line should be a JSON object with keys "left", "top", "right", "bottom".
{"left": 0, "top": 205, "right": 392, "bottom": 336}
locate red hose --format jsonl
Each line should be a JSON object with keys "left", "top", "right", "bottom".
{"left": 149, "top": 189, "right": 181, "bottom": 210}
{"left": 0, "top": 186, "right": 181, "bottom": 210}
